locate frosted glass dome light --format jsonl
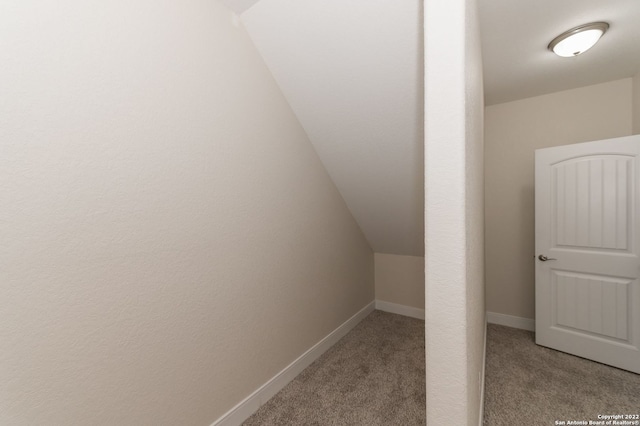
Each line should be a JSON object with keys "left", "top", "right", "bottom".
{"left": 548, "top": 22, "right": 609, "bottom": 57}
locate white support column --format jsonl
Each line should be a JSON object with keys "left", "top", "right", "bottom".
{"left": 424, "top": 0, "right": 485, "bottom": 424}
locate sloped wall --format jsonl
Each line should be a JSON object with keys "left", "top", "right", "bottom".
{"left": 0, "top": 1, "right": 373, "bottom": 424}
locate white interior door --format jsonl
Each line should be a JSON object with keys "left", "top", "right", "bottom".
{"left": 535, "top": 135, "right": 640, "bottom": 374}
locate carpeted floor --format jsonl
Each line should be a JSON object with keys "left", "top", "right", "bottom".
{"left": 241, "top": 316, "right": 639, "bottom": 426}
{"left": 242, "top": 310, "right": 425, "bottom": 426}
{"left": 484, "top": 324, "right": 640, "bottom": 425}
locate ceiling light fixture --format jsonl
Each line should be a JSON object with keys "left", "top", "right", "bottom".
{"left": 548, "top": 22, "right": 609, "bottom": 57}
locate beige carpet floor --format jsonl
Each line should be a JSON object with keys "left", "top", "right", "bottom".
{"left": 241, "top": 316, "right": 639, "bottom": 425}
{"left": 242, "top": 310, "right": 425, "bottom": 425}
{"left": 484, "top": 324, "right": 640, "bottom": 425}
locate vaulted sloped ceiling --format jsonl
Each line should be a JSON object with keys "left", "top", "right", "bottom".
{"left": 219, "top": 0, "right": 640, "bottom": 257}
{"left": 233, "top": 0, "right": 425, "bottom": 256}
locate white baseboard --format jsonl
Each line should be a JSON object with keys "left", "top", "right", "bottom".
{"left": 375, "top": 300, "right": 425, "bottom": 320}
{"left": 486, "top": 311, "right": 535, "bottom": 331}
{"left": 211, "top": 301, "right": 376, "bottom": 426}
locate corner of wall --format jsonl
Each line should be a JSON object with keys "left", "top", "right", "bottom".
{"left": 374, "top": 253, "right": 425, "bottom": 311}
{"left": 633, "top": 71, "right": 640, "bottom": 134}
{"left": 478, "top": 314, "right": 488, "bottom": 426}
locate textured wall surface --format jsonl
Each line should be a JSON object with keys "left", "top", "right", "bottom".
{"left": 0, "top": 1, "right": 374, "bottom": 424}
{"left": 374, "top": 253, "right": 424, "bottom": 309}
{"left": 424, "top": 0, "right": 485, "bottom": 424}
{"left": 485, "top": 79, "right": 633, "bottom": 320}
{"left": 463, "top": 1, "right": 486, "bottom": 423}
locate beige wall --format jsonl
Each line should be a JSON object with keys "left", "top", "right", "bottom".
{"left": 374, "top": 253, "right": 424, "bottom": 309}
{"left": 633, "top": 71, "right": 640, "bottom": 134}
{"left": 424, "top": 0, "right": 485, "bottom": 423}
{"left": 485, "top": 79, "right": 633, "bottom": 320}
{"left": 0, "top": 1, "right": 374, "bottom": 425}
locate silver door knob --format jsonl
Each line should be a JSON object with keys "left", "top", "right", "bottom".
{"left": 538, "top": 254, "right": 557, "bottom": 261}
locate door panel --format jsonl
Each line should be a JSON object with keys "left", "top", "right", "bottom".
{"left": 553, "top": 271, "right": 630, "bottom": 342}
{"left": 535, "top": 135, "right": 640, "bottom": 373}
{"left": 553, "top": 156, "right": 631, "bottom": 251}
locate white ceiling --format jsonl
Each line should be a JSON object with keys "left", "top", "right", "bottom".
{"left": 218, "top": 0, "right": 640, "bottom": 257}
{"left": 480, "top": 0, "right": 640, "bottom": 105}
{"left": 219, "top": 0, "right": 259, "bottom": 14}
{"left": 239, "top": 0, "right": 424, "bottom": 256}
